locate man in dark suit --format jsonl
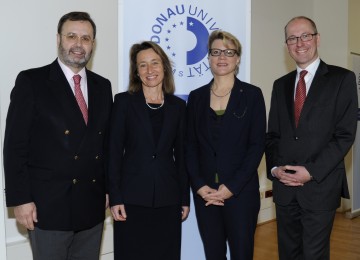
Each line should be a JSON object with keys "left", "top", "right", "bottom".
{"left": 266, "top": 16, "right": 358, "bottom": 260}
{"left": 3, "top": 12, "right": 113, "bottom": 260}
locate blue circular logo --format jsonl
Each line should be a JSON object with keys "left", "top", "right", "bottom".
{"left": 149, "top": 5, "right": 220, "bottom": 80}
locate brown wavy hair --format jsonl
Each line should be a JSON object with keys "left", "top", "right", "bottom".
{"left": 128, "top": 41, "right": 175, "bottom": 94}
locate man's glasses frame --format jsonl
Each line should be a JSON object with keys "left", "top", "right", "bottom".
{"left": 60, "top": 33, "right": 94, "bottom": 45}
{"left": 285, "top": 33, "right": 318, "bottom": 45}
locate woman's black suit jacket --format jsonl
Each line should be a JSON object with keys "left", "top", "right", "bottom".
{"left": 186, "top": 77, "right": 266, "bottom": 196}
{"left": 108, "top": 91, "right": 190, "bottom": 208}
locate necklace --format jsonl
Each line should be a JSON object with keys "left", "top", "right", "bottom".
{"left": 146, "top": 99, "right": 164, "bottom": 110}
{"left": 211, "top": 87, "right": 232, "bottom": 98}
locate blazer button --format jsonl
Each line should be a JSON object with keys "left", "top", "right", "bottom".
{"left": 294, "top": 136, "right": 299, "bottom": 140}
{"left": 73, "top": 179, "right": 77, "bottom": 184}
{"left": 95, "top": 155, "right": 100, "bottom": 160}
{"left": 152, "top": 154, "right": 157, "bottom": 159}
{"left": 74, "top": 155, "right": 79, "bottom": 160}
{"left": 98, "top": 131, "right": 102, "bottom": 135}
{"left": 92, "top": 179, "right": 96, "bottom": 183}
{"left": 64, "top": 130, "right": 70, "bottom": 135}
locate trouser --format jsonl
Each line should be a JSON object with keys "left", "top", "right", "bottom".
{"left": 28, "top": 222, "right": 104, "bottom": 260}
{"left": 276, "top": 200, "right": 336, "bottom": 260}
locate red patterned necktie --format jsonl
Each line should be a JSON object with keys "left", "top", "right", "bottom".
{"left": 294, "top": 70, "right": 308, "bottom": 127}
{"left": 73, "top": 74, "right": 88, "bottom": 125}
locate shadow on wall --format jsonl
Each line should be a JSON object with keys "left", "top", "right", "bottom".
{"left": 283, "top": 46, "right": 295, "bottom": 72}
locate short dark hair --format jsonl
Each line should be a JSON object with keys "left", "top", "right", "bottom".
{"left": 57, "top": 12, "right": 96, "bottom": 39}
{"left": 128, "top": 41, "right": 175, "bottom": 95}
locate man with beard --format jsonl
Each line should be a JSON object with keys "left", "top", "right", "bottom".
{"left": 3, "top": 12, "right": 113, "bottom": 260}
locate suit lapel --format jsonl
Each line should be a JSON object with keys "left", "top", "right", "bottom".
{"left": 285, "top": 72, "right": 297, "bottom": 130}
{"left": 217, "top": 79, "right": 245, "bottom": 150}
{"left": 132, "top": 91, "right": 156, "bottom": 148}
{"left": 202, "top": 83, "right": 216, "bottom": 151}
{"left": 299, "top": 61, "right": 328, "bottom": 122}
{"left": 223, "top": 80, "right": 243, "bottom": 120}
{"left": 86, "top": 69, "right": 101, "bottom": 128}
{"left": 156, "top": 94, "right": 175, "bottom": 150}
{"left": 48, "top": 60, "right": 87, "bottom": 130}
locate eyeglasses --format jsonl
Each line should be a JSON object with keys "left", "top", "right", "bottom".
{"left": 209, "top": 49, "right": 238, "bottom": 57}
{"left": 286, "top": 33, "right": 317, "bottom": 45}
{"left": 61, "top": 33, "right": 94, "bottom": 45}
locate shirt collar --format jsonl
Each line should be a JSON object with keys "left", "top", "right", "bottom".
{"left": 57, "top": 58, "right": 86, "bottom": 82}
{"left": 296, "top": 57, "right": 320, "bottom": 76}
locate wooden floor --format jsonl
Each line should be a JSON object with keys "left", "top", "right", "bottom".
{"left": 253, "top": 213, "right": 360, "bottom": 260}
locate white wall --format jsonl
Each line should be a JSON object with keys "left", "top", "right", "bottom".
{"left": 0, "top": 0, "right": 353, "bottom": 259}
{"left": 349, "top": 0, "right": 360, "bottom": 55}
{"left": 348, "top": 0, "right": 360, "bottom": 218}
{"left": 313, "top": 0, "right": 352, "bottom": 212}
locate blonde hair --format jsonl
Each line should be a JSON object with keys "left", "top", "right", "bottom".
{"left": 208, "top": 30, "right": 242, "bottom": 75}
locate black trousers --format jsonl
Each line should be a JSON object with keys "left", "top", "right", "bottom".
{"left": 113, "top": 204, "right": 182, "bottom": 260}
{"left": 276, "top": 199, "right": 336, "bottom": 260}
{"left": 194, "top": 190, "right": 260, "bottom": 260}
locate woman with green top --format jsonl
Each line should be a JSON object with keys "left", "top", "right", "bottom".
{"left": 185, "top": 30, "right": 266, "bottom": 260}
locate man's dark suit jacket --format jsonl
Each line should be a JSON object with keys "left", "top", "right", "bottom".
{"left": 266, "top": 60, "right": 358, "bottom": 211}
{"left": 4, "top": 59, "right": 113, "bottom": 231}
{"left": 186, "top": 77, "right": 266, "bottom": 196}
{"left": 107, "top": 91, "right": 190, "bottom": 208}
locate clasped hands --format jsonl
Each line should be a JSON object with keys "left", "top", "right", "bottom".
{"left": 272, "top": 165, "right": 312, "bottom": 186}
{"left": 197, "top": 184, "right": 233, "bottom": 206}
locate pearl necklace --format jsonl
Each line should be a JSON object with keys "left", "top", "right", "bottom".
{"left": 146, "top": 99, "right": 164, "bottom": 110}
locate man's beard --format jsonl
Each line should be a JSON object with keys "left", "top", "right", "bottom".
{"left": 58, "top": 42, "right": 92, "bottom": 69}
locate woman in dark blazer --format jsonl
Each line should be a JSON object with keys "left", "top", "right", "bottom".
{"left": 186, "top": 30, "right": 266, "bottom": 260}
{"left": 108, "top": 41, "right": 190, "bottom": 260}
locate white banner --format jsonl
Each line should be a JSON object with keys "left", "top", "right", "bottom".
{"left": 119, "top": 0, "right": 251, "bottom": 98}
{"left": 348, "top": 53, "right": 360, "bottom": 219}
{"left": 119, "top": 1, "right": 250, "bottom": 258}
